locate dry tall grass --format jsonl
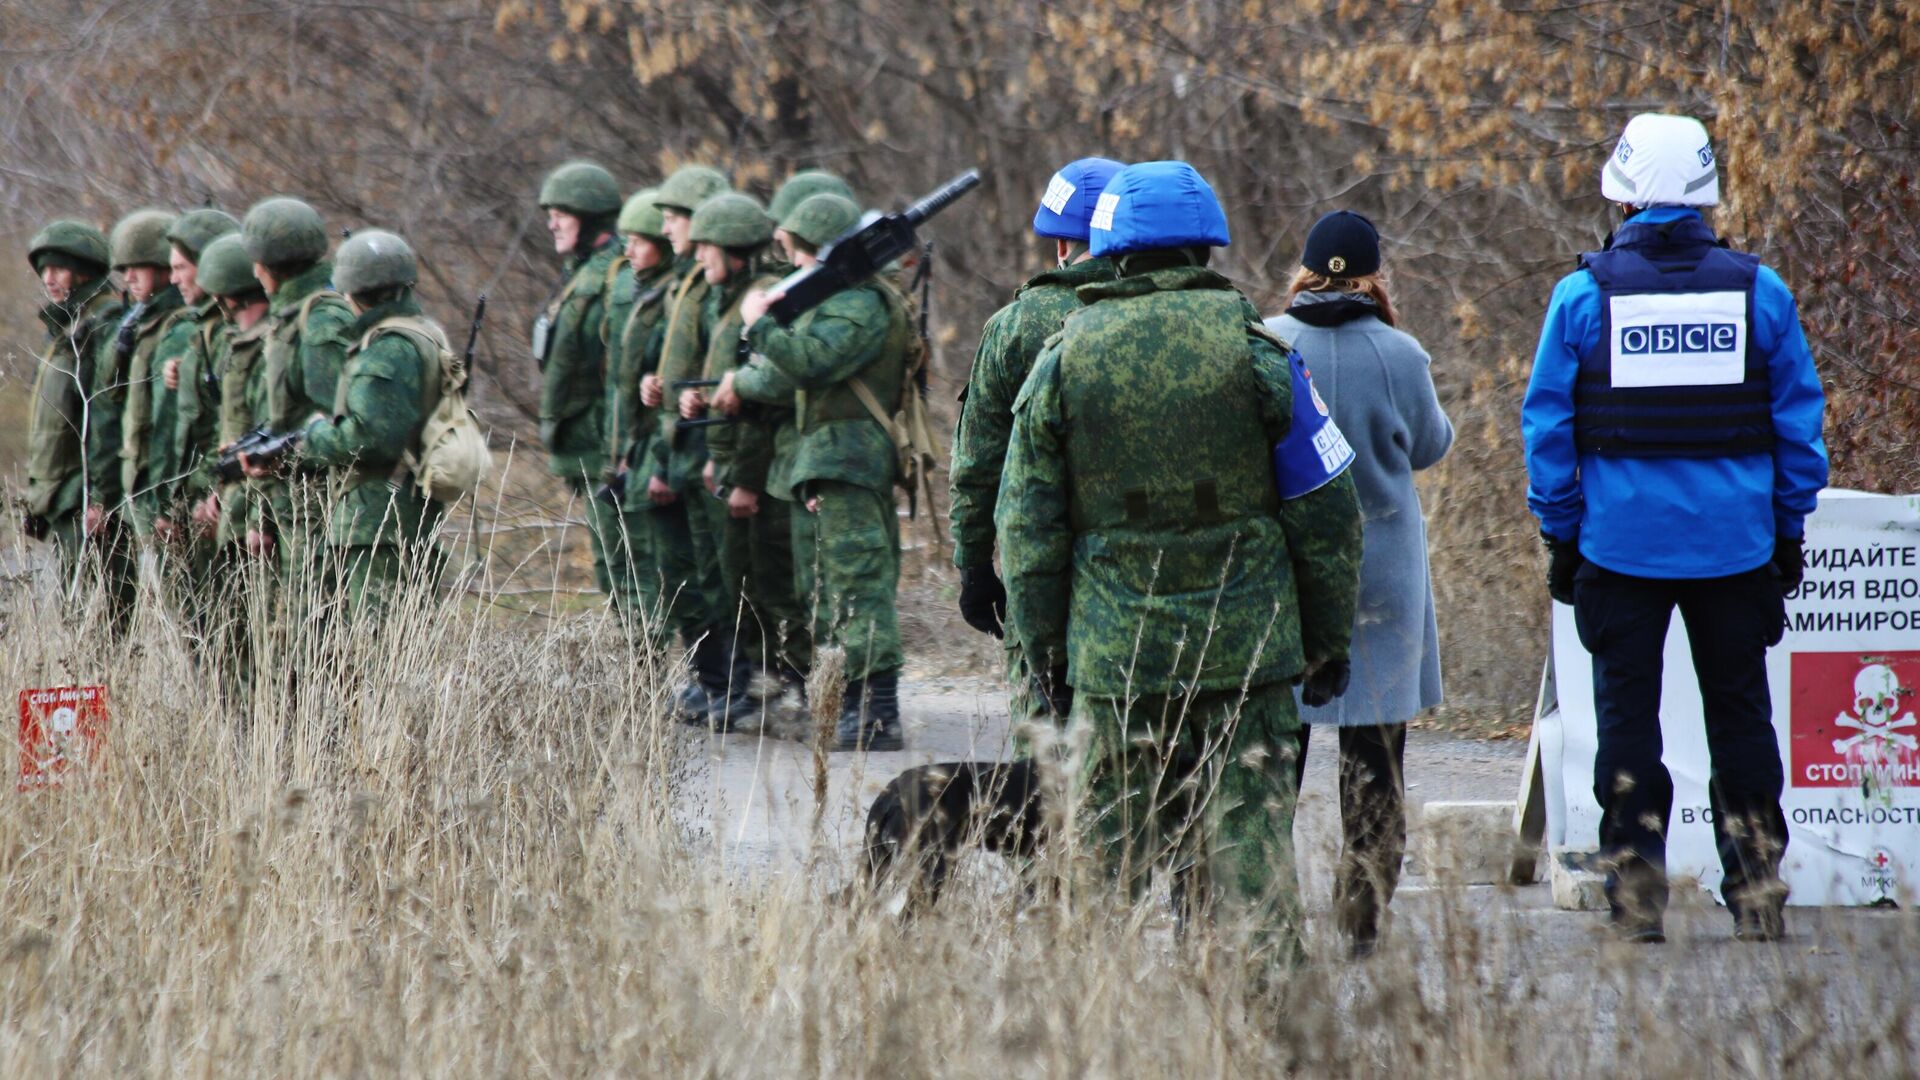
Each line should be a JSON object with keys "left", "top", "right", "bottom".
{"left": 0, "top": 523, "right": 1915, "bottom": 1078}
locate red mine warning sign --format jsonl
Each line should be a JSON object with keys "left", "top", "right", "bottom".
{"left": 17, "top": 685, "right": 109, "bottom": 790}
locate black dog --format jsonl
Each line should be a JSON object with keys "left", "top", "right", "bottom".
{"left": 861, "top": 760, "right": 1047, "bottom": 910}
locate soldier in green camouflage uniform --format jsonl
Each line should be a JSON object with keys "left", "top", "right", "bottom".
{"left": 647, "top": 165, "right": 743, "bottom": 723}
{"left": 296, "top": 230, "right": 449, "bottom": 620}
{"left": 23, "top": 221, "right": 122, "bottom": 597}
{"left": 596, "top": 186, "right": 674, "bottom": 637}
{"left": 79, "top": 210, "right": 182, "bottom": 635}
{"left": 768, "top": 170, "right": 855, "bottom": 264}
{"left": 950, "top": 158, "right": 1123, "bottom": 728}
{"left": 239, "top": 198, "right": 353, "bottom": 596}
{"left": 152, "top": 208, "right": 240, "bottom": 637}
{"left": 997, "top": 162, "right": 1362, "bottom": 962}
{"left": 196, "top": 234, "right": 275, "bottom": 692}
{"left": 677, "top": 192, "right": 811, "bottom": 720}
{"left": 532, "top": 161, "right": 625, "bottom": 600}
{"left": 735, "top": 192, "right": 916, "bottom": 751}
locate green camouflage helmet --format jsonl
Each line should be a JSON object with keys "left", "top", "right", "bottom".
{"left": 655, "top": 165, "right": 730, "bottom": 214}
{"left": 333, "top": 229, "right": 418, "bottom": 295}
{"left": 539, "top": 160, "right": 621, "bottom": 216}
{"left": 780, "top": 193, "right": 861, "bottom": 250}
{"left": 769, "top": 170, "right": 855, "bottom": 224}
{"left": 688, "top": 193, "right": 773, "bottom": 249}
{"left": 27, "top": 219, "right": 110, "bottom": 274}
{"left": 165, "top": 208, "right": 241, "bottom": 262}
{"left": 242, "top": 197, "right": 329, "bottom": 267}
{"left": 110, "top": 209, "right": 178, "bottom": 269}
{"left": 618, "top": 188, "right": 667, "bottom": 238}
{"left": 196, "top": 234, "right": 261, "bottom": 298}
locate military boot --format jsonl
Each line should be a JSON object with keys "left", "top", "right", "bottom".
{"left": 697, "top": 634, "right": 759, "bottom": 734}
{"left": 673, "top": 633, "right": 717, "bottom": 722}
{"left": 835, "top": 668, "right": 903, "bottom": 752}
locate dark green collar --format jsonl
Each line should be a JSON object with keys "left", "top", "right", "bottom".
{"left": 269, "top": 261, "right": 337, "bottom": 315}
{"left": 1076, "top": 264, "right": 1234, "bottom": 303}
{"left": 345, "top": 294, "right": 424, "bottom": 338}
{"left": 1020, "top": 255, "right": 1116, "bottom": 296}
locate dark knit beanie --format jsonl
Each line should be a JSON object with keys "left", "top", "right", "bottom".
{"left": 1301, "top": 210, "right": 1380, "bottom": 277}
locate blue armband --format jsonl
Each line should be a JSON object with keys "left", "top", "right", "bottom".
{"left": 1273, "top": 350, "right": 1354, "bottom": 500}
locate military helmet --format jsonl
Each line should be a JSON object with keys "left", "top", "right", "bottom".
{"left": 165, "top": 208, "right": 241, "bottom": 263}
{"left": 780, "top": 193, "right": 861, "bottom": 250}
{"left": 769, "top": 170, "right": 855, "bottom": 224}
{"left": 1032, "top": 157, "right": 1126, "bottom": 241}
{"left": 1088, "top": 161, "right": 1230, "bottom": 259}
{"left": 242, "top": 197, "right": 329, "bottom": 267}
{"left": 110, "top": 209, "right": 179, "bottom": 269}
{"left": 333, "top": 230, "right": 418, "bottom": 295}
{"left": 655, "top": 165, "right": 730, "bottom": 215}
{"left": 688, "top": 193, "right": 774, "bottom": 250}
{"left": 539, "top": 161, "right": 621, "bottom": 216}
{"left": 618, "top": 188, "right": 667, "bottom": 238}
{"left": 27, "top": 220, "right": 110, "bottom": 275}
{"left": 196, "top": 234, "right": 262, "bottom": 298}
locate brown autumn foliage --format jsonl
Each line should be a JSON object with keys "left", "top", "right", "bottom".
{"left": 2, "top": 0, "right": 1915, "bottom": 705}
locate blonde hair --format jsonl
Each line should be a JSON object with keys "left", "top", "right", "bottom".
{"left": 1285, "top": 266, "right": 1397, "bottom": 327}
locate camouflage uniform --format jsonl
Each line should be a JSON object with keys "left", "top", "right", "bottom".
{"left": 999, "top": 258, "right": 1362, "bottom": 959}
{"left": 536, "top": 236, "right": 621, "bottom": 586}
{"left": 300, "top": 297, "right": 447, "bottom": 621}
{"left": 25, "top": 223, "right": 122, "bottom": 588}
{"left": 255, "top": 260, "right": 353, "bottom": 590}
{"left": 741, "top": 274, "right": 915, "bottom": 741}
{"left": 148, "top": 294, "right": 224, "bottom": 629}
{"left": 655, "top": 260, "right": 728, "bottom": 627}
{"left": 951, "top": 256, "right": 1116, "bottom": 722}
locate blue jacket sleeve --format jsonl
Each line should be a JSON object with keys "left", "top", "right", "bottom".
{"left": 1522, "top": 271, "right": 1597, "bottom": 541}
{"left": 1754, "top": 266, "right": 1827, "bottom": 538}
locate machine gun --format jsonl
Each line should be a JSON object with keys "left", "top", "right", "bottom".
{"left": 214, "top": 425, "right": 303, "bottom": 483}
{"left": 463, "top": 293, "right": 487, "bottom": 377}
{"left": 766, "top": 170, "right": 981, "bottom": 326}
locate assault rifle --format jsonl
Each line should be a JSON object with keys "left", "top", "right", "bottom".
{"left": 671, "top": 377, "right": 734, "bottom": 428}
{"left": 766, "top": 170, "right": 981, "bottom": 325}
{"left": 214, "top": 425, "right": 303, "bottom": 482}
{"left": 464, "top": 294, "right": 487, "bottom": 375}
{"left": 910, "top": 239, "right": 934, "bottom": 397}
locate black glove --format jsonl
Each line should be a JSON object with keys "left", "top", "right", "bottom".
{"left": 1544, "top": 532, "right": 1583, "bottom": 605}
{"left": 1300, "top": 658, "right": 1351, "bottom": 707}
{"left": 1773, "top": 534, "right": 1805, "bottom": 594}
{"left": 1033, "top": 664, "right": 1073, "bottom": 718}
{"left": 22, "top": 513, "right": 49, "bottom": 541}
{"left": 958, "top": 564, "right": 1008, "bottom": 638}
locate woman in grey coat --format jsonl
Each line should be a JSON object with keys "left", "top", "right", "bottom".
{"left": 1267, "top": 210, "right": 1454, "bottom": 956}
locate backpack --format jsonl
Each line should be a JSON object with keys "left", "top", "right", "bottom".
{"left": 359, "top": 316, "right": 493, "bottom": 503}
{"left": 849, "top": 283, "right": 944, "bottom": 530}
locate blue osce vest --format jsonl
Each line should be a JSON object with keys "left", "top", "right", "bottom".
{"left": 1573, "top": 217, "right": 1773, "bottom": 458}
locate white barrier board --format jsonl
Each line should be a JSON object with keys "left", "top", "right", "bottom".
{"left": 1539, "top": 490, "right": 1920, "bottom": 906}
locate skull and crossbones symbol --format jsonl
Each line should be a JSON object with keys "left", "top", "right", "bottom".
{"left": 1834, "top": 664, "right": 1920, "bottom": 755}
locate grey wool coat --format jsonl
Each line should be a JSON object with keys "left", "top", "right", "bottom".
{"left": 1269, "top": 294, "right": 1454, "bottom": 727}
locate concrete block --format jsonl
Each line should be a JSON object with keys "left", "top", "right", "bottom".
{"left": 1409, "top": 800, "right": 1523, "bottom": 885}
{"left": 1549, "top": 847, "right": 1608, "bottom": 911}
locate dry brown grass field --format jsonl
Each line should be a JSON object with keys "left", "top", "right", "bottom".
{"left": 0, "top": 526, "right": 1914, "bottom": 1078}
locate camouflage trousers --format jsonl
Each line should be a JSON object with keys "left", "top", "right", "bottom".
{"left": 1071, "top": 681, "right": 1303, "bottom": 962}
{"left": 37, "top": 510, "right": 131, "bottom": 637}
{"left": 714, "top": 492, "right": 811, "bottom": 677}
{"left": 331, "top": 542, "right": 445, "bottom": 624}
{"left": 588, "top": 491, "right": 659, "bottom": 643}
{"left": 687, "top": 487, "right": 742, "bottom": 645}
{"left": 800, "top": 481, "right": 901, "bottom": 681}
{"left": 650, "top": 492, "right": 722, "bottom": 643}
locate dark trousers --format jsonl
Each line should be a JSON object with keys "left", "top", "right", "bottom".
{"left": 1291, "top": 722, "right": 1408, "bottom": 943}
{"left": 1573, "top": 563, "right": 1789, "bottom": 924}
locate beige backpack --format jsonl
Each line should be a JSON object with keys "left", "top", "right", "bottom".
{"left": 360, "top": 316, "right": 493, "bottom": 504}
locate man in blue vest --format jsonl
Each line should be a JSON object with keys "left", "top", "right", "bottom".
{"left": 1523, "top": 113, "right": 1827, "bottom": 943}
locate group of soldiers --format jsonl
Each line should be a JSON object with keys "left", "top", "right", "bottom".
{"left": 21, "top": 198, "right": 461, "bottom": 679}
{"left": 528, "top": 162, "right": 918, "bottom": 752}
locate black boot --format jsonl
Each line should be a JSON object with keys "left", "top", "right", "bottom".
{"left": 700, "top": 634, "right": 759, "bottom": 734}
{"left": 673, "top": 633, "right": 716, "bottom": 722}
{"left": 835, "top": 668, "right": 903, "bottom": 752}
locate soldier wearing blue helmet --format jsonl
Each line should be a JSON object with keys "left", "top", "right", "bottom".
{"left": 997, "top": 161, "right": 1363, "bottom": 965}
{"left": 949, "top": 156, "right": 1123, "bottom": 727}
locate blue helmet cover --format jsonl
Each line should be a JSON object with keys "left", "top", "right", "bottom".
{"left": 1272, "top": 349, "right": 1355, "bottom": 499}
{"left": 1087, "top": 160, "right": 1231, "bottom": 258}
{"left": 1031, "top": 157, "right": 1127, "bottom": 241}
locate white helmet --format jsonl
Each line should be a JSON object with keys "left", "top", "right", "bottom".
{"left": 1601, "top": 113, "right": 1719, "bottom": 208}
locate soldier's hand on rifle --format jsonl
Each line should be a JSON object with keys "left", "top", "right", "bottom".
{"left": 679, "top": 387, "right": 708, "bottom": 421}
{"left": 646, "top": 474, "right": 678, "bottom": 507}
{"left": 712, "top": 371, "right": 742, "bottom": 417}
{"left": 640, "top": 373, "right": 664, "bottom": 408}
{"left": 239, "top": 451, "right": 273, "bottom": 479}
{"left": 740, "top": 288, "right": 784, "bottom": 329}
{"left": 244, "top": 528, "right": 273, "bottom": 558}
{"left": 163, "top": 357, "right": 181, "bottom": 391}
{"left": 727, "top": 486, "right": 760, "bottom": 519}
{"left": 84, "top": 504, "right": 106, "bottom": 537}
